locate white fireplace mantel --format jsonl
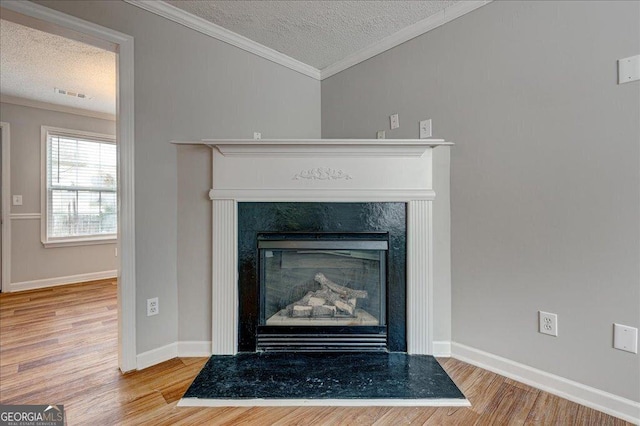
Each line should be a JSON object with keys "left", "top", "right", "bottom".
{"left": 174, "top": 138, "right": 451, "bottom": 158}
{"left": 174, "top": 139, "right": 451, "bottom": 202}
{"left": 173, "top": 138, "right": 452, "bottom": 356}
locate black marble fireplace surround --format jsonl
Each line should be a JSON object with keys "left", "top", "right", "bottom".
{"left": 238, "top": 202, "right": 407, "bottom": 352}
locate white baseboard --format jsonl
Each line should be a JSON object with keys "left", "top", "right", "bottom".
{"left": 451, "top": 342, "right": 640, "bottom": 424}
{"left": 137, "top": 341, "right": 212, "bottom": 370}
{"left": 137, "top": 342, "right": 178, "bottom": 370}
{"left": 178, "top": 341, "right": 212, "bottom": 357}
{"left": 432, "top": 341, "right": 451, "bottom": 357}
{"left": 9, "top": 270, "right": 117, "bottom": 292}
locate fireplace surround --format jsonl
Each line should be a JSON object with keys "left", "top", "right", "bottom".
{"left": 172, "top": 138, "right": 452, "bottom": 356}
{"left": 238, "top": 203, "right": 407, "bottom": 352}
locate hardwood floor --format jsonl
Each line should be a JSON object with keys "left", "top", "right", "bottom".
{"left": 0, "top": 281, "right": 631, "bottom": 425}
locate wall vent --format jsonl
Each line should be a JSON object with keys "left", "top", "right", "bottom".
{"left": 54, "top": 88, "right": 89, "bottom": 99}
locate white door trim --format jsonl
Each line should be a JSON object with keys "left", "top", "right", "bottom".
{"left": 0, "top": 122, "right": 11, "bottom": 294}
{"left": 0, "top": 1, "right": 137, "bottom": 372}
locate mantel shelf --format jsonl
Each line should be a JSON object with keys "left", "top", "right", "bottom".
{"left": 172, "top": 139, "right": 453, "bottom": 157}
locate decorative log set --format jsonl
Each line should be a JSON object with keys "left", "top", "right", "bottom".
{"left": 285, "top": 273, "right": 368, "bottom": 318}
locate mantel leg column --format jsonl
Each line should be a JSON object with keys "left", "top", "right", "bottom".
{"left": 407, "top": 200, "right": 433, "bottom": 355}
{"left": 211, "top": 199, "right": 238, "bottom": 355}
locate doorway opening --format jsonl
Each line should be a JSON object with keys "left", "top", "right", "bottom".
{"left": 0, "top": 2, "right": 135, "bottom": 371}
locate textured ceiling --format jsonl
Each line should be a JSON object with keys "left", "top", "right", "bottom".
{"left": 0, "top": 19, "right": 116, "bottom": 114}
{"left": 166, "top": 0, "right": 459, "bottom": 70}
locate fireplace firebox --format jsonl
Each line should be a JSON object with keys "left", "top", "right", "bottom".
{"left": 257, "top": 233, "right": 388, "bottom": 351}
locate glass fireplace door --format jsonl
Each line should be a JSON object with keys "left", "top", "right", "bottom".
{"left": 257, "top": 236, "right": 388, "bottom": 351}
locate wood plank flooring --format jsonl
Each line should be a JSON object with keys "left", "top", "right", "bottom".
{"left": 0, "top": 280, "right": 631, "bottom": 425}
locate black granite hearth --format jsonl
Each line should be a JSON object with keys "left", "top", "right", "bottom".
{"left": 182, "top": 353, "right": 466, "bottom": 402}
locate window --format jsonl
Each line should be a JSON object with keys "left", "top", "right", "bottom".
{"left": 41, "top": 126, "right": 117, "bottom": 247}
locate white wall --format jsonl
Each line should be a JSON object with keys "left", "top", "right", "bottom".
{"left": 35, "top": 0, "right": 321, "bottom": 354}
{"left": 321, "top": 1, "right": 639, "bottom": 403}
{"left": 0, "top": 102, "right": 117, "bottom": 286}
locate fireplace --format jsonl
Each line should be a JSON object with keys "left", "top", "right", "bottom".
{"left": 171, "top": 138, "right": 451, "bottom": 356}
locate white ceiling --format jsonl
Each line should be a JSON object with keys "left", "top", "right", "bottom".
{"left": 166, "top": 0, "right": 459, "bottom": 70}
{"left": 0, "top": 19, "right": 116, "bottom": 115}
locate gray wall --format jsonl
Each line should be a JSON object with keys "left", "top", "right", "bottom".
{"left": 322, "top": 1, "right": 639, "bottom": 402}
{"left": 0, "top": 102, "right": 117, "bottom": 283}
{"left": 36, "top": 1, "right": 321, "bottom": 353}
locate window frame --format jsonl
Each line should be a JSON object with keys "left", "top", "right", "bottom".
{"left": 40, "top": 126, "right": 117, "bottom": 248}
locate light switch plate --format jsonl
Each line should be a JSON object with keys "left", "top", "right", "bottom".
{"left": 390, "top": 114, "right": 399, "bottom": 130}
{"left": 618, "top": 55, "right": 640, "bottom": 84}
{"left": 420, "top": 119, "right": 432, "bottom": 139}
{"left": 613, "top": 323, "right": 638, "bottom": 353}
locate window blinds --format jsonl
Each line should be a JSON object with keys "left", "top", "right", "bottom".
{"left": 47, "top": 133, "right": 117, "bottom": 240}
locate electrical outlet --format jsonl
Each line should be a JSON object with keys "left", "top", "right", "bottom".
{"left": 147, "top": 297, "right": 159, "bottom": 316}
{"left": 539, "top": 311, "right": 558, "bottom": 336}
{"left": 376, "top": 130, "right": 386, "bottom": 139}
{"left": 390, "top": 114, "right": 399, "bottom": 129}
{"left": 253, "top": 132, "right": 261, "bottom": 140}
{"left": 12, "top": 195, "right": 22, "bottom": 206}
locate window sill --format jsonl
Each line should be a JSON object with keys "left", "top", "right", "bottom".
{"left": 42, "top": 237, "right": 117, "bottom": 248}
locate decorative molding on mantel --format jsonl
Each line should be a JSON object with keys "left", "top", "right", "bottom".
{"left": 407, "top": 200, "right": 433, "bottom": 355}
{"left": 293, "top": 167, "right": 352, "bottom": 181}
{"left": 173, "top": 139, "right": 452, "bottom": 158}
{"left": 211, "top": 200, "right": 238, "bottom": 355}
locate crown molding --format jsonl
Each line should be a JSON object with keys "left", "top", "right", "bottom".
{"left": 320, "top": 0, "right": 493, "bottom": 80}
{"left": 123, "top": 0, "right": 321, "bottom": 80}
{"left": 0, "top": 95, "right": 116, "bottom": 121}
{"left": 123, "top": 0, "right": 491, "bottom": 82}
